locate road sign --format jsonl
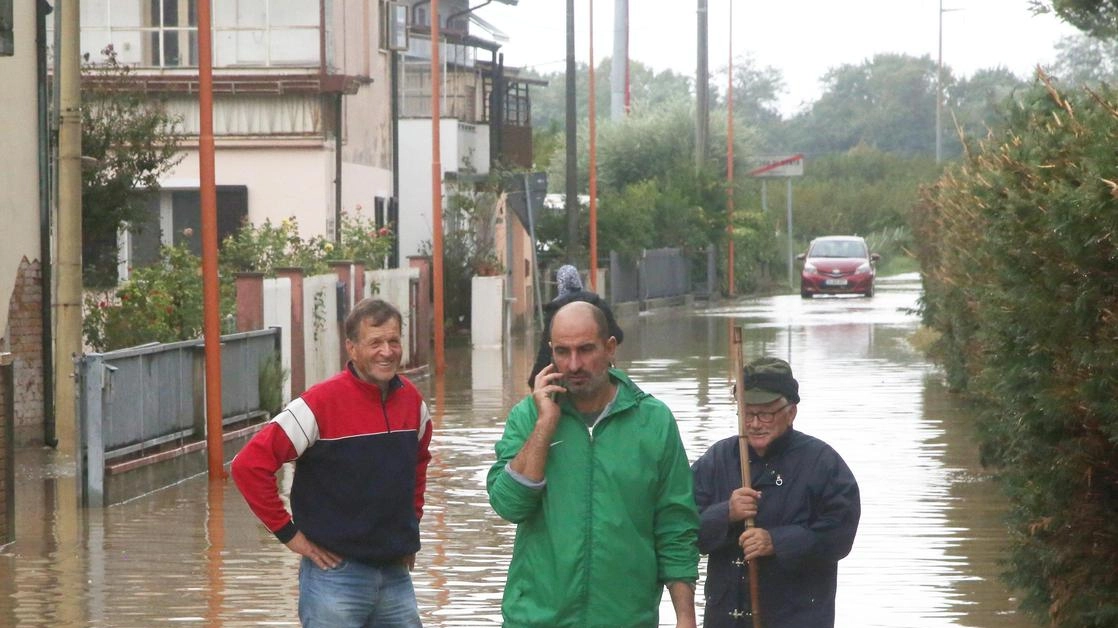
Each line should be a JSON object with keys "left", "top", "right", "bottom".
{"left": 748, "top": 154, "right": 804, "bottom": 178}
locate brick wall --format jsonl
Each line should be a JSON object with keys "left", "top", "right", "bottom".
{"left": 4, "top": 258, "right": 44, "bottom": 444}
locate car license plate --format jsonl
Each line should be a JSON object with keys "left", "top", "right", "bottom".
{"left": 824, "top": 279, "right": 848, "bottom": 286}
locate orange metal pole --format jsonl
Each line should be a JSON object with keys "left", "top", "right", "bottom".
{"left": 431, "top": 0, "right": 446, "bottom": 376}
{"left": 588, "top": 0, "right": 598, "bottom": 292}
{"left": 197, "top": 0, "right": 224, "bottom": 478}
{"left": 726, "top": 1, "right": 735, "bottom": 296}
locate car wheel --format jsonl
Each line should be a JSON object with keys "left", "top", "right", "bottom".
{"left": 801, "top": 290, "right": 812, "bottom": 299}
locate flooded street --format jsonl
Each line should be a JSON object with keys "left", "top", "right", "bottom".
{"left": 0, "top": 273, "right": 1034, "bottom": 627}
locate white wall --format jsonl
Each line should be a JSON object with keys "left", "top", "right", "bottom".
{"left": 0, "top": 0, "right": 42, "bottom": 342}
{"left": 161, "top": 144, "right": 391, "bottom": 241}
{"left": 398, "top": 118, "right": 494, "bottom": 261}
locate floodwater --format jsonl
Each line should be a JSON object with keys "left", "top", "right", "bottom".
{"left": 0, "top": 273, "right": 1035, "bottom": 627}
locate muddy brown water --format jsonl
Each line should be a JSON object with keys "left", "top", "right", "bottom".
{"left": 0, "top": 274, "right": 1034, "bottom": 627}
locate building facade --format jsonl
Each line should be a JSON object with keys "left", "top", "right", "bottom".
{"left": 75, "top": 0, "right": 398, "bottom": 271}
{"left": 1, "top": 0, "right": 47, "bottom": 444}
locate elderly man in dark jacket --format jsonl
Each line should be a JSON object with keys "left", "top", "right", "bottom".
{"left": 691, "top": 357, "right": 860, "bottom": 628}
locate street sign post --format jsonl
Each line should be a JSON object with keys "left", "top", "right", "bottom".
{"left": 749, "top": 154, "right": 804, "bottom": 288}
{"left": 748, "top": 153, "right": 804, "bottom": 178}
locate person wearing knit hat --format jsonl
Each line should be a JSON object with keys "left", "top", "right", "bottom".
{"left": 555, "top": 264, "right": 583, "bottom": 298}
{"left": 527, "top": 265, "right": 624, "bottom": 389}
{"left": 690, "top": 356, "right": 861, "bottom": 628}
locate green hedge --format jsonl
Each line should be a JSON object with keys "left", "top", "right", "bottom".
{"left": 912, "top": 79, "right": 1118, "bottom": 627}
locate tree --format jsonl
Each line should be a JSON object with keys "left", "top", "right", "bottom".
{"left": 82, "top": 46, "right": 183, "bottom": 287}
{"left": 783, "top": 54, "right": 941, "bottom": 156}
{"left": 950, "top": 67, "right": 1030, "bottom": 148}
{"left": 721, "top": 55, "right": 786, "bottom": 151}
{"left": 1033, "top": 0, "right": 1118, "bottom": 39}
{"left": 1049, "top": 32, "right": 1118, "bottom": 86}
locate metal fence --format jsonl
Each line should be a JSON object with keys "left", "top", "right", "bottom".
{"left": 609, "top": 248, "right": 694, "bottom": 304}
{"left": 78, "top": 328, "right": 280, "bottom": 505}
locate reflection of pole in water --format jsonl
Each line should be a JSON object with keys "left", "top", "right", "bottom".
{"left": 425, "top": 372, "right": 451, "bottom": 613}
{"left": 787, "top": 320, "right": 792, "bottom": 365}
{"left": 206, "top": 478, "right": 225, "bottom": 627}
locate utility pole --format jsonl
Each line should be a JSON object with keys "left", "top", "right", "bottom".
{"left": 54, "top": 0, "right": 82, "bottom": 454}
{"left": 936, "top": 0, "right": 943, "bottom": 163}
{"left": 725, "top": 0, "right": 734, "bottom": 295}
{"left": 198, "top": 0, "right": 224, "bottom": 479}
{"left": 611, "top": 0, "right": 627, "bottom": 120}
{"left": 432, "top": 0, "right": 447, "bottom": 375}
{"left": 565, "top": 0, "right": 580, "bottom": 265}
{"left": 696, "top": 0, "right": 709, "bottom": 170}
{"left": 589, "top": 0, "right": 598, "bottom": 290}
{"left": 936, "top": 1, "right": 960, "bottom": 163}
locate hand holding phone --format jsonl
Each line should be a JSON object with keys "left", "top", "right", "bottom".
{"left": 533, "top": 363, "right": 566, "bottom": 420}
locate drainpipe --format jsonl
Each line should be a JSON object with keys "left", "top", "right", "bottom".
{"left": 335, "top": 93, "right": 343, "bottom": 243}
{"left": 37, "top": 0, "right": 56, "bottom": 447}
{"left": 391, "top": 48, "right": 399, "bottom": 266}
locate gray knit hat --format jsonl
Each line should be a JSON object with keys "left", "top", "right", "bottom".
{"left": 556, "top": 265, "right": 583, "bottom": 298}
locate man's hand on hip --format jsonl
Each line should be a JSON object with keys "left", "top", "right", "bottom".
{"left": 285, "top": 531, "right": 343, "bottom": 570}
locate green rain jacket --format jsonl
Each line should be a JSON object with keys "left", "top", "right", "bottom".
{"left": 487, "top": 368, "right": 700, "bottom": 628}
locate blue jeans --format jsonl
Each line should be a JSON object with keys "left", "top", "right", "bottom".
{"left": 298, "top": 556, "right": 422, "bottom": 627}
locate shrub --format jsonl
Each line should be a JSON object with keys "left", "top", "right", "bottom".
{"left": 84, "top": 243, "right": 235, "bottom": 352}
{"left": 913, "top": 76, "right": 1118, "bottom": 628}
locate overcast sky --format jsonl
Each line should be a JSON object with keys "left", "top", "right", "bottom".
{"left": 474, "top": 0, "right": 1082, "bottom": 116}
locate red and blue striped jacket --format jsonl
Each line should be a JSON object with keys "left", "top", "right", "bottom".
{"left": 232, "top": 365, "right": 433, "bottom": 563}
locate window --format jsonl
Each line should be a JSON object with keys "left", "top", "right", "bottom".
{"left": 75, "top": 0, "right": 317, "bottom": 68}
{"left": 129, "top": 186, "right": 249, "bottom": 269}
{"left": 1, "top": 0, "right": 13, "bottom": 56}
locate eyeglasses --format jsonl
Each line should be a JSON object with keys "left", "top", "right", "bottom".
{"left": 744, "top": 402, "right": 792, "bottom": 424}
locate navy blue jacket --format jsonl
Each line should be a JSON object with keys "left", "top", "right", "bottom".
{"left": 691, "top": 429, "right": 860, "bottom": 628}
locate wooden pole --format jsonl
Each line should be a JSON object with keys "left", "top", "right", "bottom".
{"left": 732, "top": 325, "right": 762, "bottom": 628}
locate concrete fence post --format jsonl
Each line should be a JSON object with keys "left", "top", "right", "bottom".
{"left": 354, "top": 262, "right": 366, "bottom": 302}
{"left": 234, "top": 272, "right": 265, "bottom": 331}
{"left": 407, "top": 256, "right": 432, "bottom": 368}
{"left": 330, "top": 261, "right": 353, "bottom": 371}
{"left": 276, "top": 267, "right": 306, "bottom": 397}
{"left": 78, "top": 354, "right": 107, "bottom": 507}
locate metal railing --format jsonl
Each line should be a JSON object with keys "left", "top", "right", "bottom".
{"left": 78, "top": 328, "right": 280, "bottom": 506}
{"left": 609, "top": 248, "right": 695, "bottom": 304}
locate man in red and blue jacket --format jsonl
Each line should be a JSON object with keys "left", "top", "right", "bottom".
{"left": 232, "top": 298, "right": 433, "bottom": 628}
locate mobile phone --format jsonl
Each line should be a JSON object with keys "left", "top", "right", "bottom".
{"left": 549, "top": 363, "right": 567, "bottom": 399}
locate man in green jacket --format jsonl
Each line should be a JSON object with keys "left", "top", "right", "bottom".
{"left": 487, "top": 301, "right": 700, "bottom": 628}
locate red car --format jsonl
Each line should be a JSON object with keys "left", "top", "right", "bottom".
{"left": 797, "top": 236, "right": 880, "bottom": 298}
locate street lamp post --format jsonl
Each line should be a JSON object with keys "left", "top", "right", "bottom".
{"left": 936, "top": 0, "right": 943, "bottom": 163}
{"left": 936, "top": 1, "right": 961, "bottom": 163}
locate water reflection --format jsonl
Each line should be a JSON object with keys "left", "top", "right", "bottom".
{"left": 0, "top": 274, "right": 1032, "bottom": 627}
